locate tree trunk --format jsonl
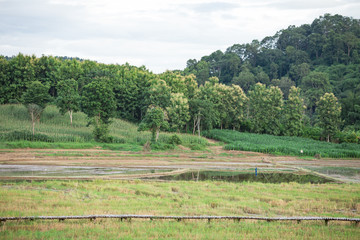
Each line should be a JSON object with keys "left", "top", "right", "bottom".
{"left": 193, "top": 118, "right": 197, "bottom": 135}
{"left": 327, "top": 134, "right": 330, "bottom": 143}
{"left": 31, "top": 112, "right": 35, "bottom": 136}
{"left": 156, "top": 128, "right": 160, "bottom": 142}
{"left": 197, "top": 116, "right": 201, "bottom": 138}
{"left": 69, "top": 110, "right": 73, "bottom": 126}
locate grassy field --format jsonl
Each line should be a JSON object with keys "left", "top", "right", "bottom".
{"left": 204, "top": 129, "right": 360, "bottom": 158}
{"left": 0, "top": 104, "right": 208, "bottom": 150}
{"left": 0, "top": 180, "right": 359, "bottom": 239}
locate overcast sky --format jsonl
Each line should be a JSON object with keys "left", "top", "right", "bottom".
{"left": 1, "top": 0, "right": 360, "bottom": 73}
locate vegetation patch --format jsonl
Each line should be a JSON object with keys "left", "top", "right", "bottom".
{"left": 0, "top": 105, "right": 208, "bottom": 151}
{"left": 204, "top": 129, "right": 360, "bottom": 158}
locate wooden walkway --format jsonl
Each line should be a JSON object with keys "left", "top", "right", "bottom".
{"left": 1, "top": 215, "right": 359, "bottom": 226}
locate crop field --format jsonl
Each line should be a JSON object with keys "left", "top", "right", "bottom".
{"left": 204, "top": 129, "right": 360, "bottom": 158}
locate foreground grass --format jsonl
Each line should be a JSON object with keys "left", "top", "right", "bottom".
{"left": 204, "top": 129, "right": 360, "bottom": 158}
{"left": 2, "top": 219, "right": 358, "bottom": 240}
{"left": 0, "top": 104, "right": 208, "bottom": 150}
{"left": 1, "top": 180, "right": 359, "bottom": 239}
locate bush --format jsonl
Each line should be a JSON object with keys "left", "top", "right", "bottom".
{"left": 344, "top": 131, "right": 359, "bottom": 144}
{"left": 168, "top": 134, "right": 182, "bottom": 145}
{"left": 112, "top": 137, "right": 126, "bottom": 144}
{"left": 302, "top": 126, "right": 322, "bottom": 140}
{"left": 150, "top": 142, "right": 175, "bottom": 150}
{"left": 189, "top": 143, "right": 207, "bottom": 151}
{"left": 93, "top": 122, "right": 113, "bottom": 143}
{"left": 8, "top": 99, "right": 20, "bottom": 104}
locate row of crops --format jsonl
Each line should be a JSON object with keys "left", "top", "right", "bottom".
{"left": 203, "top": 129, "right": 360, "bottom": 158}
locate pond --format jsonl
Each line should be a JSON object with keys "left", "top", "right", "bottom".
{"left": 0, "top": 165, "right": 171, "bottom": 177}
{"left": 158, "top": 171, "right": 335, "bottom": 184}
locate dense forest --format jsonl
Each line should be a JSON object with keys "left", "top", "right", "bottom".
{"left": 0, "top": 14, "right": 359, "bottom": 143}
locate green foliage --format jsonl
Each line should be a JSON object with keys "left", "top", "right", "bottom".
{"left": 168, "top": 134, "right": 182, "bottom": 145}
{"left": 138, "top": 106, "right": 169, "bottom": 142}
{"left": 302, "top": 126, "right": 323, "bottom": 141}
{"left": 81, "top": 78, "right": 116, "bottom": 142}
{"left": 316, "top": 93, "right": 342, "bottom": 142}
{"left": 167, "top": 93, "right": 190, "bottom": 132}
{"left": 92, "top": 119, "right": 113, "bottom": 143}
{"left": 1, "top": 13, "right": 360, "bottom": 141}
{"left": 231, "top": 67, "right": 255, "bottom": 93}
{"left": 150, "top": 142, "right": 175, "bottom": 150}
{"left": 56, "top": 79, "right": 80, "bottom": 125}
{"left": 301, "top": 71, "right": 332, "bottom": 115}
{"left": 204, "top": 129, "right": 360, "bottom": 158}
{"left": 22, "top": 81, "right": 51, "bottom": 109}
{"left": 0, "top": 104, "right": 207, "bottom": 150}
{"left": 248, "top": 83, "right": 283, "bottom": 135}
{"left": 283, "top": 86, "right": 305, "bottom": 136}
{"left": 81, "top": 77, "right": 116, "bottom": 124}
{"left": 147, "top": 79, "right": 171, "bottom": 110}
{"left": 21, "top": 81, "right": 51, "bottom": 135}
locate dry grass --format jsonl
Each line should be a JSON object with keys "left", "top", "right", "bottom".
{"left": 0, "top": 180, "right": 360, "bottom": 239}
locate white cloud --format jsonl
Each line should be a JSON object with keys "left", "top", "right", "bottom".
{"left": 0, "top": 0, "right": 359, "bottom": 73}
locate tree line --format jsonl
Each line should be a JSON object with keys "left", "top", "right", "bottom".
{"left": 0, "top": 13, "right": 359, "bottom": 143}
{"left": 184, "top": 14, "right": 360, "bottom": 129}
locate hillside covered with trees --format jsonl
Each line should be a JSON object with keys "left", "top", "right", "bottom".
{"left": 0, "top": 14, "right": 359, "bottom": 144}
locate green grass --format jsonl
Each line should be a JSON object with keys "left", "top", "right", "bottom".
{"left": 0, "top": 180, "right": 359, "bottom": 239}
{"left": 204, "top": 129, "right": 360, "bottom": 158}
{"left": 0, "top": 104, "right": 208, "bottom": 151}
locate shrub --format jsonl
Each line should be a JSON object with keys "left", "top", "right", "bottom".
{"left": 168, "top": 134, "right": 182, "bottom": 145}
{"left": 150, "top": 142, "right": 175, "bottom": 150}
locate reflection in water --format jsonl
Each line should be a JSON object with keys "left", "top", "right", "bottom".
{"left": 159, "top": 171, "right": 334, "bottom": 184}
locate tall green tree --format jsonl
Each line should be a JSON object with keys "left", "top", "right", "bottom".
{"left": 8, "top": 53, "right": 36, "bottom": 102}
{"left": 138, "top": 106, "right": 169, "bottom": 142}
{"left": 301, "top": 71, "right": 332, "bottom": 115}
{"left": 229, "top": 84, "right": 248, "bottom": 130}
{"left": 316, "top": 93, "right": 342, "bottom": 142}
{"left": 189, "top": 98, "right": 215, "bottom": 137}
{"left": 231, "top": 67, "right": 255, "bottom": 93}
{"left": 167, "top": 93, "right": 190, "bottom": 132}
{"left": 270, "top": 77, "right": 295, "bottom": 99}
{"left": 22, "top": 81, "right": 51, "bottom": 135}
{"left": 283, "top": 86, "right": 306, "bottom": 136}
{"left": 0, "top": 56, "right": 10, "bottom": 103}
{"left": 56, "top": 79, "right": 81, "bottom": 126}
{"left": 81, "top": 77, "right": 116, "bottom": 142}
{"left": 248, "top": 83, "right": 283, "bottom": 135}
{"left": 147, "top": 79, "right": 171, "bottom": 110}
